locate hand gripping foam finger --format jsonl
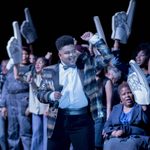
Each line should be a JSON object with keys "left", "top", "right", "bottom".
{"left": 127, "top": 60, "right": 150, "bottom": 105}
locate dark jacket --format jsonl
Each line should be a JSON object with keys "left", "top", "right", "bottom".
{"left": 103, "top": 103, "right": 150, "bottom": 137}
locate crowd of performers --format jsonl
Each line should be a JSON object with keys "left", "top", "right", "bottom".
{"left": 0, "top": 0, "right": 150, "bottom": 150}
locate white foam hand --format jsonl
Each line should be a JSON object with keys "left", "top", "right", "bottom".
{"left": 20, "top": 8, "right": 37, "bottom": 44}
{"left": 127, "top": 60, "right": 150, "bottom": 105}
{"left": 6, "top": 21, "right": 22, "bottom": 65}
{"left": 111, "top": 0, "right": 136, "bottom": 44}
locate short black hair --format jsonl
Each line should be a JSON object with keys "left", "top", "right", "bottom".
{"left": 55, "top": 35, "right": 74, "bottom": 51}
{"left": 22, "top": 46, "right": 31, "bottom": 54}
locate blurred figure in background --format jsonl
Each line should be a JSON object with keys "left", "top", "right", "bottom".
{"left": 0, "top": 59, "right": 9, "bottom": 150}
{"left": 1, "top": 47, "right": 33, "bottom": 150}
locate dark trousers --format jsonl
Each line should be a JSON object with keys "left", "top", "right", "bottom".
{"left": 47, "top": 110, "right": 95, "bottom": 150}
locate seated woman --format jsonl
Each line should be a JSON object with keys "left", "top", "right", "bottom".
{"left": 103, "top": 82, "right": 150, "bottom": 150}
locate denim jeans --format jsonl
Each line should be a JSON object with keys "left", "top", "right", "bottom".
{"left": 0, "top": 115, "right": 7, "bottom": 150}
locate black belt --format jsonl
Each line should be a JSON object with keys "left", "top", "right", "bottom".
{"left": 59, "top": 106, "right": 88, "bottom": 115}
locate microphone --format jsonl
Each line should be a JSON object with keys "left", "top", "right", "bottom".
{"left": 53, "top": 85, "right": 63, "bottom": 109}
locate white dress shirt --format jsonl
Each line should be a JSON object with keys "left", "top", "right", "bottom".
{"left": 58, "top": 63, "right": 88, "bottom": 109}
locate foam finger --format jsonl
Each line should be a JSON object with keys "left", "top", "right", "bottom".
{"left": 24, "top": 7, "right": 33, "bottom": 26}
{"left": 93, "top": 16, "right": 107, "bottom": 46}
{"left": 12, "top": 21, "right": 22, "bottom": 47}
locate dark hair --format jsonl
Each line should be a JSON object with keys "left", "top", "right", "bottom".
{"left": 55, "top": 35, "right": 74, "bottom": 51}
{"left": 31, "top": 57, "right": 48, "bottom": 77}
{"left": 137, "top": 42, "right": 150, "bottom": 53}
{"left": 22, "top": 46, "right": 31, "bottom": 54}
{"left": 37, "top": 57, "right": 48, "bottom": 66}
{"left": 118, "top": 81, "right": 130, "bottom": 94}
{"left": 136, "top": 42, "right": 150, "bottom": 63}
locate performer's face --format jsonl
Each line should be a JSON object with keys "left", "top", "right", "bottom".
{"left": 58, "top": 45, "right": 78, "bottom": 66}
{"left": 1, "top": 60, "right": 8, "bottom": 74}
{"left": 22, "top": 50, "right": 29, "bottom": 64}
{"left": 35, "top": 57, "right": 45, "bottom": 73}
{"left": 135, "top": 50, "right": 147, "bottom": 67}
{"left": 119, "top": 86, "right": 134, "bottom": 108}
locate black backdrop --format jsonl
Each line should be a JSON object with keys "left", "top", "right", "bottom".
{"left": 0, "top": 0, "right": 149, "bottom": 64}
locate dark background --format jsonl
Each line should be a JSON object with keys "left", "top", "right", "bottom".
{"left": 0, "top": 0, "right": 149, "bottom": 64}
